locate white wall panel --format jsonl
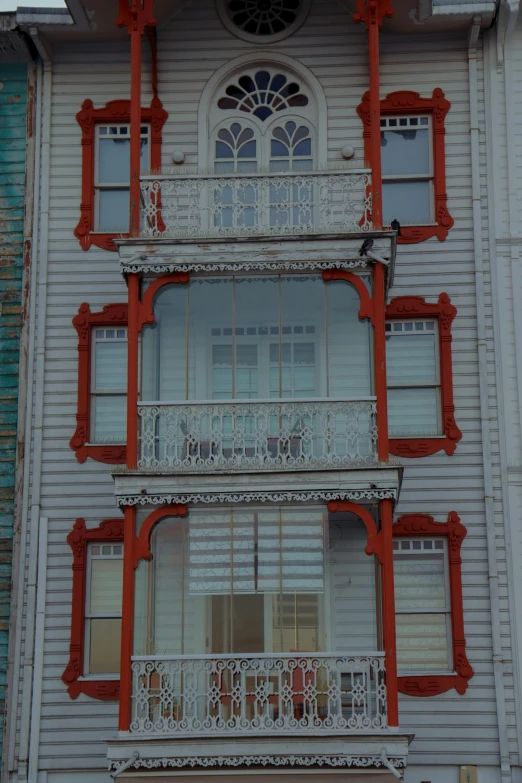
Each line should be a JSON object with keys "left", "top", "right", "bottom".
{"left": 10, "top": 0, "right": 516, "bottom": 776}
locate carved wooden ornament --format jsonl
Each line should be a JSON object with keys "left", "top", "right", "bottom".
{"left": 393, "top": 512, "right": 473, "bottom": 697}
{"left": 62, "top": 518, "right": 124, "bottom": 701}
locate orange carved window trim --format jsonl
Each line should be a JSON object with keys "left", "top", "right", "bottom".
{"left": 69, "top": 302, "right": 128, "bottom": 464}
{"left": 62, "top": 517, "right": 124, "bottom": 701}
{"left": 393, "top": 512, "right": 473, "bottom": 697}
{"left": 386, "top": 293, "right": 462, "bottom": 458}
{"left": 357, "top": 88, "right": 454, "bottom": 244}
{"left": 74, "top": 97, "right": 167, "bottom": 251}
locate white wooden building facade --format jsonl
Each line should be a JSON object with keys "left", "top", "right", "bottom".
{"left": 5, "top": 0, "right": 522, "bottom": 782}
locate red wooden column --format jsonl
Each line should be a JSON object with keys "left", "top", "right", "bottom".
{"left": 117, "top": 0, "right": 156, "bottom": 236}
{"left": 119, "top": 505, "right": 137, "bottom": 731}
{"left": 126, "top": 273, "right": 140, "bottom": 469}
{"left": 380, "top": 497, "right": 398, "bottom": 728}
{"left": 354, "top": 0, "right": 394, "bottom": 229}
{"left": 373, "top": 262, "right": 388, "bottom": 461}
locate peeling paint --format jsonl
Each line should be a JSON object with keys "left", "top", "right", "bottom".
{"left": 0, "top": 62, "right": 27, "bottom": 768}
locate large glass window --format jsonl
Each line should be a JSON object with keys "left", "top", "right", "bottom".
{"left": 133, "top": 507, "right": 378, "bottom": 657}
{"left": 141, "top": 275, "right": 372, "bottom": 402}
{"left": 393, "top": 537, "right": 452, "bottom": 672}
{"left": 91, "top": 326, "right": 127, "bottom": 443}
{"left": 381, "top": 115, "right": 432, "bottom": 226}
{"left": 385, "top": 319, "right": 440, "bottom": 437}
{"left": 85, "top": 542, "right": 123, "bottom": 675}
{"left": 95, "top": 123, "right": 150, "bottom": 232}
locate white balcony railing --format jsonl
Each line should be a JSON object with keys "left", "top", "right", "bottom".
{"left": 138, "top": 398, "right": 378, "bottom": 472}
{"left": 130, "top": 653, "right": 387, "bottom": 736}
{"left": 140, "top": 170, "right": 372, "bottom": 239}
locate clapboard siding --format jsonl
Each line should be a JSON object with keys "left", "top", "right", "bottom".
{"left": 11, "top": 0, "right": 516, "bottom": 775}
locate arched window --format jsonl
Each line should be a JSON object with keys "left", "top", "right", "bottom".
{"left": 208, "top": 65, "right": 319, "bottom": 173}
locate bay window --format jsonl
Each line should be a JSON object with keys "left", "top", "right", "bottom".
{"left": 133, "top": 506, "right": 379, "bottom": 657}
{"left": 140, "top": 274, "right": 372, "bottom": 402}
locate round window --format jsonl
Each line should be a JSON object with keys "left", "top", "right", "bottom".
{"left": 217, "top": 0, "right": 311, "bottom": 43}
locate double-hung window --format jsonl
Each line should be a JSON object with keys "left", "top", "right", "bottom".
{"left": 91, "top": 327, "right": 128, "bottom": 443}
{"left": 393, "top": 537, "right": 451, "bottom": 672}
{"left": 381, "top": 115, "right": 432, "bottom": 227}
{"left": 386, "top": 319, "right": 440, "bottom": 438}
{"left": 85, "top": 541, "right": 123, "bottom": 675}
{"left": 94, "top": 123, "right": 150, "bottom": 232}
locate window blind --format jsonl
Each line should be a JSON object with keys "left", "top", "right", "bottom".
{"left": 94, "top": 341, "right": 127, "bottom": 391}
{"left": 394, "top": 542, "right": 451, "bottom": 671}
{"left": 89, "top": 558, "right": 123, "bottom": 615}
{"left": 188, "top": 508, "right": 325, "bottom": 595}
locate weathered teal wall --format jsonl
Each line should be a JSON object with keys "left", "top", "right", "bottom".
{"left": 0, "top": 62, "right": 28, "bottom": 762}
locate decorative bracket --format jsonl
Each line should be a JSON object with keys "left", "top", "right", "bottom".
{"left": 353, "top": 0, "right": 394, "bottom": 27}
{"left": 136, "top": 272, "right": 190, "bottom": 332}
{"left": 322, "top": 270, "right": 375, "bottom": 324}
{"left": 134, "top": 505, "right": 189, "bottom": 567}
{"left": 327, "top": 500, "right": 382, "bottom": 562}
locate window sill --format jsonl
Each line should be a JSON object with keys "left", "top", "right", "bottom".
{"left": 396, "top": 222, "right": 452, "bottom": 244}
{"left": 71, "top": 440, "right": 127, "bottom": 465}
{"left": 398, "top": 671, "right": 471, "bottom": 697}
{"left": 389, "top": 433, "right": 460, "bottom": 458}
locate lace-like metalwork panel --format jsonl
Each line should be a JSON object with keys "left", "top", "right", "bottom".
{"left": 138, "top": 399, "right": 378, "bottom": 471}
{"left": 130, "top": 653, "right": 387, "bottom": 735}
{"left": 140, "top": 172, "right": 372, "bottom": 239}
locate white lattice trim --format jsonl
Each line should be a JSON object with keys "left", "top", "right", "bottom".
{"left": 109, "top": 754, "right": 406, "bottom": 772}
{"left": 121, "top": 258, "right": 370, "bottom": 275}
{"left": 117, "top": 489, "right": 398, "bottom": 507}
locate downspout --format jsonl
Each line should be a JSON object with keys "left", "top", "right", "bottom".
{"left": 15, "top": 28, "right": 52, "bottom": 783}
{"left": 468, "top": 15, "right": 512, "bottom": 780}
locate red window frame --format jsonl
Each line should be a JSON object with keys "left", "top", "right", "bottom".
{"left": 62, "top": 517, "right": 124, "bottom": 701}
{"left": 386, "top": 293, "right": 462, "bottom": 458}
{"left": 393, "top": 512, "right": 473, "bottom": 696}
{"left": 69, "top": 302, "right": 128, "bottom": 464}
{"left": 74, "top": 97, "right": 167, "bottom": 251}
{"left": 357, "top": 88, "right": 453, "bottom": 244}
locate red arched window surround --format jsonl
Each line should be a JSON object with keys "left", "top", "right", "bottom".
{"left": 386, "top": 293, "right": 461, "bottom": 458}
{"left": 62, "top": 517, "right": 124, "bottom": 701}
{"left": 69, "top": 302, "right": 128, "bottom": 464}
{"left": 357, "top": 88, "right": 453, "bottom": 244}
{"left": 393, "top": 512, "right": 473, "bottom": 696}
{"left": 74, "top": 97, "right": 167, "bottom": 251}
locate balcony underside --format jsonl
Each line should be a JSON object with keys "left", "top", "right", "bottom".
{"left": 116, "top": 233, "right": 396, "bottom": 284}
{"left": 107, "top": 733, "right": 411, "bottom": 780}
{"left": 112, "top": 466, "right": 402, "bottom": 507}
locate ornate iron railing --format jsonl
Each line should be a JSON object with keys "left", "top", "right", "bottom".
{"left": 140, "top": 170, "right": 372, "bottom": 238}
{"left": 137, "top": 398, "right": 378, "bottom": 471}
{"left": 130, "top": 653, "right": 387, "bottom": 735}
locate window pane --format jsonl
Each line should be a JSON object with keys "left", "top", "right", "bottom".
{"left": 381, "top": 128, "right": 430, "bottom": 176}
{"left": 388, "top": 387, "right": 439, "bottom": 436}
{"left": 93, "top": 395, "right": 127, "bottom": 443}
{"left": 140, "top": 137, "right": 150, "bottom": 175}
{"left": 89, "top": 618, "right": 122, "bottom": 674}
{"left": 386, "top": 332, "right": 437, "bottom": 384}
{"left": 394, "top": 551, "right": 447, "bottom": 611}
{"left": 89, "top": 558, "right": 123, "bottom": 614}
{"left": 327, "top": 281, "right": 372, "bottom": 396}
{"left": 382, "top": 181, "right": 432, "bottom": 225}
{"left": 98, "top": 137, "right": 130, "bottom": 184}
{"left": 97, "top": 189, "right": 130, "bottom": 232}
{"left": 142, "top": 284, "right": 188, "bottom": 402}
{"left": 189, "top": 279, "right": 233, "bottom": 400}
{"left": 94, "top": 341, "right": 128, "bottom": 391}
{"left": 396, "top": 613, "right": 450, "bottom": 671}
